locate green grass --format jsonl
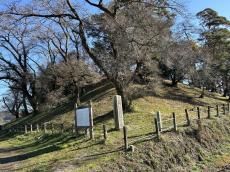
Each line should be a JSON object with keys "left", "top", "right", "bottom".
{"left": 0, "top": 81, "right": 229, "bottom": 171}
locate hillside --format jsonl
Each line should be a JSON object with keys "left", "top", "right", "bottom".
{"left": 0, "top": 81, "right": 230, "bottom": 172}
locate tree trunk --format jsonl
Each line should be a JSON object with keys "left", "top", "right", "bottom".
{"left": 133, "top": 61, "right": 145, "bottom": 84}
{"left": 22, "top": 94, "right": 29, "bottom": 116}
{"left": 15, "top": 112, "right": 19, "bottom": 119}
{"left": 31, "top": 100, "right": 38, "bottom": 114}
{"left": 76, "top": 86, "right": 81, "bottom": 105}
{"left": 211, "top": 87, "right": 216, "bottom": 92}
{"left": 223, "top": 88, "right": 228, "bottom": 97}
{"left": 171, "top": 74, "right": 178, "bottom": 87}
{"left": 199, "top": 87, "right": 205, "bottom": 98}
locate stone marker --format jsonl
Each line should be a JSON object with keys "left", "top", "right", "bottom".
{"left": 113, "top": 95, "right": 124, "bottom": 130}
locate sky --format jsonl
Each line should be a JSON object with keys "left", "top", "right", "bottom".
{"left": 187, "top": 0, "right": 230, "bottom": 20}
{"left": 0, "top": 0, "right": 230, "bottom": 110}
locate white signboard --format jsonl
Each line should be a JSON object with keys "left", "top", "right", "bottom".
{"left": 75, "top": 107, "right": 91, "bottom": 127}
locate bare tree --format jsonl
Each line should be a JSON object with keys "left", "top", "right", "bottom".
{"left": 37, "top": 58, "right": 100, "bottom": 109}
{"left": 160, "top": 40, "right": 198, "bottom": 87}
{"left": 0, "top": 15, "right": 40, "bottom": 114}
{"left": 3, "top": 0, "right": 179, "bottom": 110}
{"left": 2, "top": 87, "right": 23, "bottom": 118}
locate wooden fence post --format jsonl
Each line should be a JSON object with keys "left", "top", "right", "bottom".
{"left": 185, "top": 109, "right": 190, "bottom": 126}
{"left": 156, "top": 111, "right": 162, "bottom": 132}
{"left": 44, "top": 123, "right": 47, "bottom": 133}
{"left": 154, "top": 118, "right": 160, "bottom": 139}
{"left": 123, "top": 126, "right": 128, "bottom": 151}
{"left": 24, "top": 125, "right": 27, "bottom": 134}
{"left": 223, "top": 104, "right": 226, "bottom": 115}
{"left": 207, "top": 106, "right": 211, "bottom": 119}
{"left": 197, "top": 107, "right": 200, "bottom": 119}
{"left": 30, "top": 124, "right": 33, "bottom": 132}
{"left": 36, "top": 124, "right": 40, "bottom": 132}
{"left": 172, "top": 112, "right": 177, "bottom": 132}
{"left": 61, "top": 124, "right": 64, "bottom": 133}
{"left": 197, "top": 119, "right": 202, "bottom": 143}
{"left": 216, "top": 105, "right": 219, "bottom": 117}
{"left": 103, "top": 124, "right": 107, "bottom": 141}
{"left": 51, "top": 123, "right": 54, "bottom": 134}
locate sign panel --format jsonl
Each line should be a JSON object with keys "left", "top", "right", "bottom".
{"left": 75, "top": 106, "right": 92, "bottom": 128}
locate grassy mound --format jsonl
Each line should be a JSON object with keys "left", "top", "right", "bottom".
{"left": 0, "top": 81, "right": 229, "bottom": 171}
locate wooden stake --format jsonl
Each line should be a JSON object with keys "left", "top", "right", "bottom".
{"left": 61, "top": 123, "right": 64, "bottom": 133}
{"left": 36, "top": 124, "right": 40, "bottom": 132}
{"left": 185, "top": 109, "right": 190, "bottom": 126}
{"left": 156, "top": 111, "right": 162, "bottom": 132}
{"left": 123, "top": 126, "right": 128, "bottom": 151}
{"left": 172, "top": 112, "right": 177, "bottom": 132}
{"left": 44, "top": 123, "right": 47, "bottom": 133}
{"left": 51, "top": 123, "right": 54, "bottom": 134}
{"left": 207, "top": 106, "right": 211, "bottom": 119}
{"left": 25, "top": 125, "right": 28, "bottom": 134}
{"left": 223, "top": 104, "right": 226, "bottom": 115}
{"left": 197, "top": 107, "right": 200, "bottom": 119}
{"left": 155, "top": 118, "right": 160, "bottom": 139}
{"left": 216, "top": 105, "right": 219, "bottom": 117}
{"left": 103, "top": 124, "right": 107, "bottom": 140}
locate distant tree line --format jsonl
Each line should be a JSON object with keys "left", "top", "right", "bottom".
{"left": 0, "top": 1, "right": 229, "bottom": 118}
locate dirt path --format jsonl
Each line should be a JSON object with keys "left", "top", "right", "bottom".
{"left": 0, "top": 147, "right": 23, "bottom": 172}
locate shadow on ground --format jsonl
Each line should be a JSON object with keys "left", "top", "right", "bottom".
{"left": 0, "top": 145, "right": 61, "bottom": 164}
{"left": 94, "top": 111, "right": 113, "bottom": 125}
{"left": 0, "top": 133, "right": 76, "bottom": 164}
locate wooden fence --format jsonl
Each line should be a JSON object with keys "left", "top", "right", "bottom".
{"left": 6, "top": 122, "right": 75, "bottom": 135}
{"left": 3, "top": 103, "right": 230, "bottom": 152}
{"left": 122, "top": 103, "right": 230, "bottom": 151}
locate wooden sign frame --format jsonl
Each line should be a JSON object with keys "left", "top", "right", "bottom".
{"left": 74, "top": 101, "right": 94, "bottom": 139}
